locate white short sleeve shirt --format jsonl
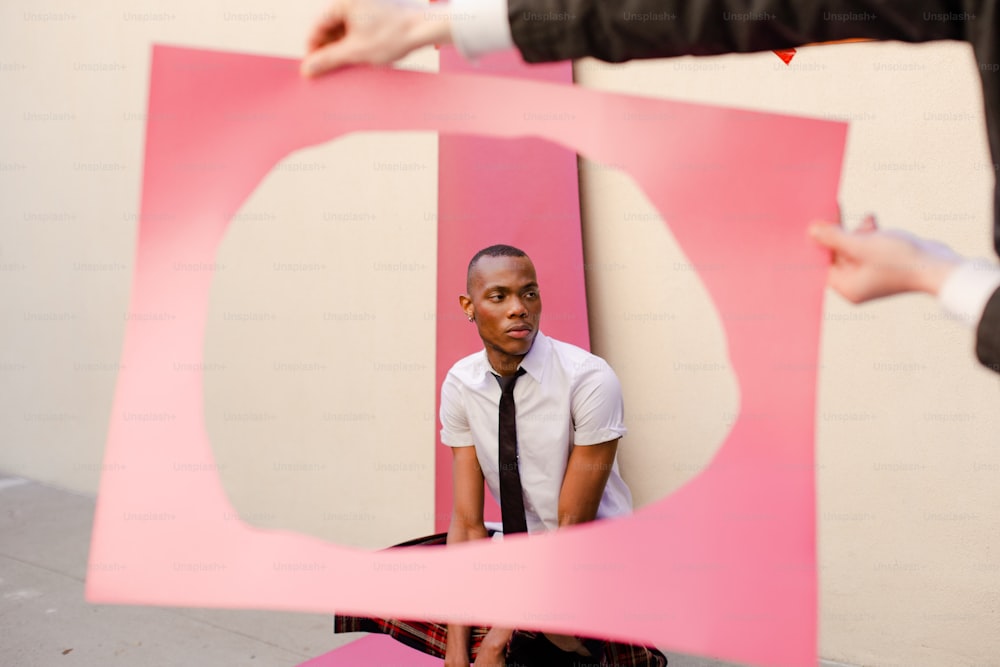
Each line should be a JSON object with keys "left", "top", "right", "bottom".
{"left": 440, "top": 331, "right": 633, "bottom": 532}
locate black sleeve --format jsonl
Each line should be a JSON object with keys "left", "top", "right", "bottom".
{"left": 507, "top": 0, "right": 979, "bottom": 63}
{"left": 976, "top": 286, "right": 1000, "bottom": 373}
{"left": 507, "top": 0, "right": 1000, "bottom": 256}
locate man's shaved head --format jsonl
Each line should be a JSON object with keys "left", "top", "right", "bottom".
{"left": 460, "top": 244, "right": 540, "bottom": 375}
{"left": 466, "top": 244, "right": 529, "bottom": 293}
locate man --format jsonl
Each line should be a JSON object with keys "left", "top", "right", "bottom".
{"left": 334, "top": 245, "right": 664, "bottom": 666}
{"left": 301, "top": 0, "right": 1000, "bottom": 373}
{"left": 440, "top": 244, "right": 637, "bottom": 665}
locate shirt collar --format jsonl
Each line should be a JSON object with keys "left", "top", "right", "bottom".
{"left": 479, "top": 330, "right": 549, "bottom": 385}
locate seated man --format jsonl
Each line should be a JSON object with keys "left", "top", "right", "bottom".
{"left": 335, "top": 244, "right": 665, "bottom": 666}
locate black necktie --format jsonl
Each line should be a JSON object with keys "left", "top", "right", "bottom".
{"left": 496, "top": 368, "right": 528, "bottom": 534}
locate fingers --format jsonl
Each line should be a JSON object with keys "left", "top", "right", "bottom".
{"left": 808, "top": 221, "right": 849, "bottom": 252}
{"left": 301, "top": 41, "right": 360, "bottom": 77}
{"left": 306, "top": 4, "right": 347, "bottom": 53}
{"left": 302, "top": 3, "right": 355, "bottom": 77}
{"left": 301, "top": 0, "right": 451, "bottom": 77}
{"left": 857, "top": 213, "right": 878, "bottom": 233}
{"left": 810, "top": 213, "right": 880, "bottom": 255}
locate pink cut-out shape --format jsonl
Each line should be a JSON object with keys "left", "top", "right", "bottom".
{"left": 87, "top": 45, "right": 845, "bottom": 667}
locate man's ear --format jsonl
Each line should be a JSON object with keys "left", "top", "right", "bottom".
{"left": 458, "top": 294, "right": 474, "bottom": 321}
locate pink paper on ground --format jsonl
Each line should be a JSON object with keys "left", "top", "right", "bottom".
{"left": 297, "top": 636, "right": 442, "bottom": 667}
{"left": 87, "top": 45, "right": 845, "bottom": 667}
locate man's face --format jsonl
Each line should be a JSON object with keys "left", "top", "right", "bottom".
{"left": 461, "top": 255, "right": 542, "bottom": 372}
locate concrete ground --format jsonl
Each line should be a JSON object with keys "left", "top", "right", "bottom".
{"left": 0, "top": 472, "right": 748, "bottom": 667}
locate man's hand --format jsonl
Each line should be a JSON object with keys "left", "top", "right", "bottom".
{"left": 301, "top": 0, "right": 452, "bottom": 77}
{"left": 543, "top": 633, "right": 590, "bottom": 654}
{"left": 809, "top": 215, "right": 961, "bottom": 303}
{"left": 471, "top": 646, "right": 505, "bottom": 667}
{"left": 473, "top": 626, "right": 512, "bottom": 667}
{"left": 444, "top": 647, "right": 473, "bottom": 667}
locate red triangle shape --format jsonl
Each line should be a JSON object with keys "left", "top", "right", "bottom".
{"left": 773, "top": 48, "right": 796, "bottom": 65}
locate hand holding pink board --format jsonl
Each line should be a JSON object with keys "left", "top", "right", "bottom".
{"left": 87, "top": 45, "right": 845, "bottom": 667}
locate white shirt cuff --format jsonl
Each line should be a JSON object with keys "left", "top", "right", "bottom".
{"left": 449, "top": 0, "right": 514, "bottom": 61}
{"left": 938, "top": 260, "right": 1000, "bottom": 327}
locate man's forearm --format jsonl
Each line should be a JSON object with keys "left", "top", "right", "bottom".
{"left": 445, "top": 520, "right": 490, "bottom": 659}
{"left": 557, "top": 456, "right": 606, "bottom": 526}
{"left": 445, "top": 622, "right": 472, "bottom": 662}
{"left": 558, "top": 441, "right": 618, "bottom": 527}
{"left": 557, "top": 489, "right": 601, "bottom": 527}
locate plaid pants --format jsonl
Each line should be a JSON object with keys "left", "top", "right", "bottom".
{"left": 333, "top": 533, "right": 667, "bottom": 666}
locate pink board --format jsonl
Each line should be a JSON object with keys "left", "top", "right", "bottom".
{"left": 87, "top": 45, "right": 845, "bottom": 667}
{"left": 434, "top": 46, "right": 582, "bottom": 530}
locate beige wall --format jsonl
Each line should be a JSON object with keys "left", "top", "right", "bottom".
{"left": 1, "top": 2, "right": 998, "bottom": 665}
